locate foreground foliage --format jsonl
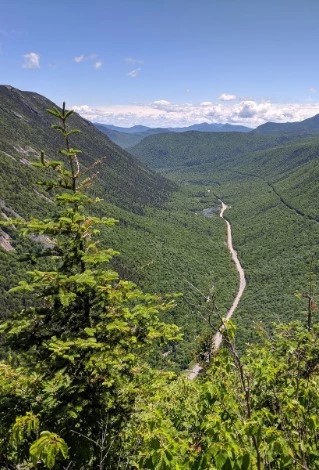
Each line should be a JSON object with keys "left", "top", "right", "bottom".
{"left": 132, "top": 322, "right": 319, "bottom": 469}
{"left": 2, "top": 316, "right": 319, "bottom": 468}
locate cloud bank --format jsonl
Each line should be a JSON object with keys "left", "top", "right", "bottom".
{"left": 72, "top": 99, "right": 319, "bottom": 128}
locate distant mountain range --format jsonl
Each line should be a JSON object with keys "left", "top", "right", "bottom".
{"left": 94, "top": 122, "right": 252, "bottom": 148}
{"left": 96, "top": 114, "right": 319, "bottom": 148}
{"left": 101, "top": 122, "right": 252, "bottom": 134}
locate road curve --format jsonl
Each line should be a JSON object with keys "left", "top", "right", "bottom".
{"left": 188, "top": 200, "right": 246, "bottom": 379}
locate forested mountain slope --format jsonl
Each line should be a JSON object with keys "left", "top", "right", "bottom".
{"left": 130, "top": 127, "right": 319, "bottom": 219}
{"left": 0, "top": 85, "right": 174, "bottom": 211}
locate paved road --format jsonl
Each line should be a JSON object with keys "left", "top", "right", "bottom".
{"left": 188, "top": 200, "right": 246, "bottom": 378}
{"left": 212, "top": 201, "right": 246, "bottom": 350}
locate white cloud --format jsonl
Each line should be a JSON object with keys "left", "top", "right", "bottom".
{"left": 125, "top": 57, "right": 143, "bottom": 65}
{"left": 94, "top": 61, "right": 103, "bottom": 69}
{"left": 22, "top": 52, "right": 40, "bottom": 69}
{"left": 218, "top": 93, "right": 237, "bottom": 101}
{"left": 74, "top": 54, "right": 85, "bottom": 63}
{"left": 237, "top": 100, "right": 268, "bottom": 118}
{"left": 309, "top": 87, "right": 317, "bottom": 94}
{"left": 127, "top": 68, "right": 141, "bottom": 78}
{"left": 72, "top": 99, "right": 319, "bottom": 128}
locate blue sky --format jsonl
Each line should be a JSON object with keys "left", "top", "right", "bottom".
{"left": 1, "top": 0, "right": 319, "bottom": 127}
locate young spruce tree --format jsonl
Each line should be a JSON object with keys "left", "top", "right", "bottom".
{"left": 0, "top": 104, "right": 180, "bottom": 469}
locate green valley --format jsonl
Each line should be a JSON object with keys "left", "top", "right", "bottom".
{"left": 130, "top": 124, "right": 319, "bottom": 344}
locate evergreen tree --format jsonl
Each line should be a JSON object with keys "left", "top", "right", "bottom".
{"left": 0, "top": 104, "right": 180, "bottom": 469}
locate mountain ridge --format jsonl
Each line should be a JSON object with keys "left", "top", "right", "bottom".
{"left": 253, "top": 113, "right": 319, "bottom": 135}
{"left": 97, "top": 113, "right": 319, "bottom": 148}
{"left": 95, "top": 122, "right": 252, "bottom": 148}
{"left": 96, "top": 121, "right": 252, "bottom": 133}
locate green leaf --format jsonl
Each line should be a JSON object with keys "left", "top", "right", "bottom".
{"left": 47, "top": 107, "right": 62, "bottom": 118}
{"left": 30, "top": 431, "right": 68, "bottom": 469}
{"left": 11, "top": 412, "right": 39, "bottom": 447}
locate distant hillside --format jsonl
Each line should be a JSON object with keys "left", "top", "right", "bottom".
{"left": 101, "top": 124, "right": 152, "bottom": 134}
{"left": 128, "top": 131, "right": 294, "bottom": 170}
{"left": 171, "top": 122, "right": 252, "bottom": 133}
{"left": 253, "top": 113, "right": 319, "bottom": 135}
{"left": 94, "top": 125, "right": 143, "bottom": 148}
{"left": 95, "top": 123, "right": 173, "bottom": 148}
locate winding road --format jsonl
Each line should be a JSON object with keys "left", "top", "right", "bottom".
{"left": 188, "top": 200, "right": 246, "bottom": 379}
{"left": 212, "top": 201, "right": 246, "bottom": 350}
